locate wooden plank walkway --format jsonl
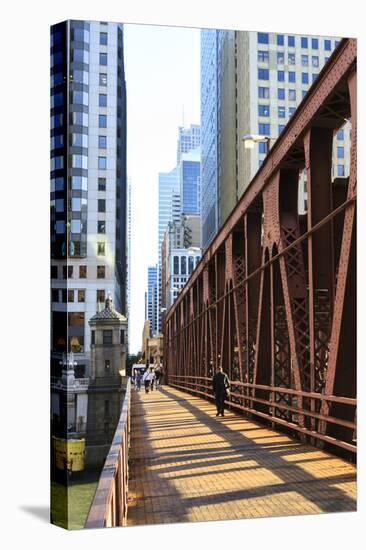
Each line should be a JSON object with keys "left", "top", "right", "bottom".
{"left": 127, "top": 386, "right": 356, "bottom": 526}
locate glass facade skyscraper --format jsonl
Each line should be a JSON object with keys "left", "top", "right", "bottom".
{"left": 181, "top": 157, "right": 201, "bottom": 215}
{"left": 50, "top": 20, "right": 127, "bottom": 376}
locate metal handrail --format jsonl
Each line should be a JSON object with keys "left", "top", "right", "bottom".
{"left": 85, "top": 378, "right": 131, "bottom": 529}
{"left": 168, "top": 375, "right": 356, "bottom": 454}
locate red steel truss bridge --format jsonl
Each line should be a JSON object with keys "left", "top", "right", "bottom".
{"left": 86, "top": 38, "right": 357, "bottom": 529}
{"left": 165, "top": 37, "right": 357, "bottom": 459}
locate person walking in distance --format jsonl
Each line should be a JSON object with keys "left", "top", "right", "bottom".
{"left": 148, "top": 367, "right": 156, "bottom": 391}
{"left": 212, "top": 366, "right": 230, "bottom": 417}
{"left": 142, "top": 367, "right": 150, "bottom": 393}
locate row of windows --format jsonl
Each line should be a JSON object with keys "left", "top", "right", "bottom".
{"left": 51, "top": 134, "right": 108, "bottom": 151}
{"left": 258, "top": 33, "right": 339, "bottom": 51}
{"left": 258, "top": 105, "right": 297, "bottom": 118}
{"left": 258, "top": 124, "right": 348, "bottom": 145}
{"left": 51, "top": 265, "right": 107, "bottom": 279}
{"left": 52, "top": 288, "right": 86, "bottom": 303}
{"left": 258, "top": 68, "right": 319, "bottom": 84}
{"left": 52, "top": 112, "right": 107, "bottom": 128}
{"left": 173, "top": 255, "right": 200, "bottom": 275}
{"left": 258, "top": 51, "right": 321, "bottom": 67}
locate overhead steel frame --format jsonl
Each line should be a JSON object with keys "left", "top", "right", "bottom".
{"left": 165, "top": 38, "right": 357, "bottom": 455}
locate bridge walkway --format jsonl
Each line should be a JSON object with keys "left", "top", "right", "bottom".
{"left": 127, "top": 386, "right": 356, "bottom": 526}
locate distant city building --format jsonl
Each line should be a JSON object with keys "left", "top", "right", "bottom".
{"left": 161, "top": 215, "right": 202, "bottom": 309}
{"left": 146, "top": 266, "right": 158, "bottom": 336}
{"left": 157, "top": 125, "right": 201, "bottom": 332}
{"left": 180, "top": 147, "right": 201, "bottom": 216}
{"left": 50, "top": 20, "right": 128, "bottom": 378}
{"left": 177, "top": 124, "right": 201, "bottom": 163}
{"left": 200, "top": 30, "right": 347, "bottom": 249}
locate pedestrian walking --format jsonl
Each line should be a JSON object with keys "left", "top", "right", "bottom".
{"left": 142, "top": 368, "right": 150, "bottom": 393}
{"left": 212, "top": 366, "right": 230, "bottom": 417}
{"left": 155, "top": 367, "right": 161, "bottom": 389}
{"left": 148, "top": 367, "right": 156, "bottom": 391}
{"left": 136, "top": 370, "right": 142, "bottom": 392}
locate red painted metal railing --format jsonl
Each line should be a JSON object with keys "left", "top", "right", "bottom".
{"left": 85, "top": 379, "right": 131, "bottom": 529}
{"left": 165, "top": 38, "right": 357, "bottom": 456}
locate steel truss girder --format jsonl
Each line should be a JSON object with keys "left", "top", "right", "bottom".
{"left": 165, "top": 39, "right": 357, "bottom": 453}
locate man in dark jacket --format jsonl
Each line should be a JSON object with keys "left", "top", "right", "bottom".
{"left": 212, "top": 366, "right": 230, "bottom": 416}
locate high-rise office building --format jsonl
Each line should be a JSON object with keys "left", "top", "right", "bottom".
{"left": 201, "top": 30, "right": 347, "bottom": 249}
{"left": 177, "top": 124, "right": 201, "bottom": 163}
{"left": 180, "top": 148, "right": 201, "bottom": 216}
{"left": 126, "top": 177, "right": 132, "bottom": 350}
{"left": 50, "top": 20, "right": 127, "bottom": 377}
{"left": 146, "top": 266, "right": 158, "bottom": 336}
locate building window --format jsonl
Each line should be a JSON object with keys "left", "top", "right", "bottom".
{"left": 99, "top": 73, "right": 107, "bottom": 86}
{"left": 173, "top": 256, "right": 179, "bottom": 275}
{"left": 301, "top": 54, "right": 308, "bottom": 66}
{"left": 335, "top": 41, "right": 340, "bottom": 48}
{"left": 288, "top": 53, "right": 295, "bottom": 65}
{"left": 258, "top": 50, "right": 269, "bottom": 62}
{"left": 61, "top": 289, "right": 67, "bottom": 303}
{"left": 104, "top": 400, "right": 110, "bottom": 416}
{"left": 289, "top": 107, "right": 296, "bottom": 116}
{"left": 68, "top": 290, "right": 74, "bottom": 302}
{"left": 258, "top": 87, "right": 269, "bottom": 98}
{"left": 301, "top": 37, "right": 308, "bottom": 48}
{"left": 258, "top": 68, "right": 269, "bottom": 80}
{"left": 98, "top": 136, "right": 107, "bottom": 149}
{"left": 52, "top": 289, "right": 59, "bottom": 302}
{"left": 277, "top": 52, "right": 284, "bottom": 64}
{"left": 288, "top": 35, "right": 295, "bottom": 47}
{"left": 99, "top": 52, "right": 107, "bottom": 65}
{"left": 337, "top": 164, "right": 345, "bottom": 177}
{"left": 278, "top": 125, "right": 285, "bottom": 134}
{"left": 67, "top": 266, "right": 73, "bottom": 278}
{"left": 257, "top": 32, "right": 269, "bottom": 44}
{"left": 277, "top": 71, "right": 285, "bottom": 82}
{"left": 99, "top": 115, "right": 107, "bottom": 128}
{"left": 302, "top": 72, "right": 309, "bottom": 84}
{"left": 312, "top": 73, "right": 318, "bottom": 82}
{"left": 277, "top": 88, "right": 285, "bottom": 100}
{"left": 188, "top": 256, "right": 194, "bottom": 274}
{"left": 337, "top": 129, "right": 344, "bottom": 140}
{"left": 98, "top": 221, "right": 106, "bottom": 234}
{"left": 97, "top": 289, "right": 106, "bottom": 303}
{"left": 337, "top": 146, "right": 344, "bottom": 158}
{"left": 78, "top": 289, "right": 85, "bottom": 302}
{"left": 51, "top": 266, "right": 58, "bottom": 279}
{"left": 79, "top": 265, "right": 87, "bottom": 278}
{"left": 289, "top": 89, "right": 296, "bottom": 101}
{"left": 259, "top": 123, "right": 270, "bottom": 135}
{"left": 98, "top": 177, "right": 106, "bottom": 191}
{"left": 181, "top": 256, "right": 187, "bottom": 275}
{"left": 288, "top": 71, "right": 296, "bottom": 83}
{"left": 312, "top": 56, "right": 319, "bottom": 67}
{"left": 98, "top": 199, "right": 106, "bottom": 212}
{"left": 277, "top": 34, "right": 284, "bottom": 46}
{"left": 311, "top": 38, "right": 318, "bottom": 49}
{"left": 97, "top": 242, "right": 106, "bottom": 255}
{"left": 258, "top": 104, "right": 270, "bottom": 117}
{"left": 91, "top": 331, "right": 95, "bottom": 345}
{"left": 99, "top": 94, "right": 107, "bottom": 107}
{"left": 103, "top": 330, "right": 113, "bottom": 345}
{"left": 97, "top": 265, "right": 106, "bottom": 278}
{"left": 100, "top": 32, "right": 108, "bottom": 45}
{"left": 278, "top": 106, "right": 286, "bottom": 118}
{"left": 69, "top": 336, "right": 84, "bottom": 353}
{"left": 98, "top": 156, "right": 107, "bottom": 170}
{"left": 259, "top": 142, "right": 267, "bottom": 154}
{"left": 302, "top": 90, "right": 307, "bottom": 98}
{"left": 324, "top": 39, "right": 331, "bottom": 51}
{"left": 120, "top": 330, "right": 125, "bottom": 344}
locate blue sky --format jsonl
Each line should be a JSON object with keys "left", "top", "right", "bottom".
{"left": 124, "top": 23, "right": 201, "bottom": 352}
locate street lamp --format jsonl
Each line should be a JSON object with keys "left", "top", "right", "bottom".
{"left": 242, "top": 134, "right": 273, "bottom": 154}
